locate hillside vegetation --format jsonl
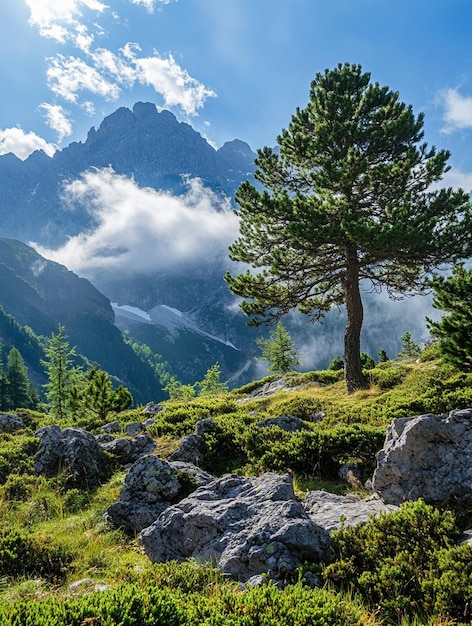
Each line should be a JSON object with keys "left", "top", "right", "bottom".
{"left": 1, "top": 353, "right": 472, "bottom": 624}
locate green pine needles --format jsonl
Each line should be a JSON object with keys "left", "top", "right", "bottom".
{"left": 226, "top": 62, "right": 472, "bottom": 394}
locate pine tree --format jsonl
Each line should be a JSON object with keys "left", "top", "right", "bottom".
{"left": 225, "top": 63, "right": 472, "bottom": 393}
{"left": 427, "top": 264, "right": 472, "bottom": 371}
{"left": 398, "top": 332, "right": 421, "bottom": 361}
{"left": 0, "top": 341, "right": 7, "bottom": 411}
{"left": 163, "top": 376, "right": 196, "bottom": 401}
{"left": 198, "top": 363, "right": 228, "bottom": 396}
{"left": 256, "top": 322, "right": 300, "bottom": 374}
{"left": 6, "top": 347, "right": 32, "bottom": 410}
{"left": 70, "top": 369, "right": 133, "bottom": 423}
{"left": 378, "top": 348, "right": 390, "bottom": 363}
{"left": 41, "top": 325, "right": 77, "bottom": 421}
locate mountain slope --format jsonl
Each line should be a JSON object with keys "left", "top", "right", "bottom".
{"left": 0, "top": 238, "right": 163, "bottom": 403}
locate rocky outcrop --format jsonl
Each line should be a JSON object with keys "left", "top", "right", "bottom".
{"left": 373, "top": 409, "right": 472, "bottom": 505}
{"left": 0, "top": 413, "right": 24, "bottom": 432}
{"left": 303, "top": 490, "right": 397, "bottom": 531}
{"left": 99, "top": 433, "right": 156, "bottom": 463}
{"left": 140, "top": 473, "right": 331, "bottom": 581}
{"left": 105, "top": 455, "right": 214, "bottom": 533}
{"left": 257, "top": 415, "right": 309, "bottom": 432}
{"left": 168, "top": 418, "right": 218, "bottom": 464}
{"left": 34, "top": 425, "right": 109, "bottom": 487}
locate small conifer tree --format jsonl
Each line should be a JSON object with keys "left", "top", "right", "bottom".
{"left": 256, "top": 322, "right": 300, "bottom": 374}
{"left": 198, "top": 363, "right": 228, "bottom": 396}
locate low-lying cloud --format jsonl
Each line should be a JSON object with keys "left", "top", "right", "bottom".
{"left": 33, "top": 168, "right": 239, "bottom": 277}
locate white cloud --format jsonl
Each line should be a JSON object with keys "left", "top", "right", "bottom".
{"left": 39, "top": 103, "right": 73, "bottom": 142}
{"left": 440, "top": 167, "right": 472, "bottom": 193}
{"left": 33, "top": 168, "right": 239, "bottom": 276}
{"left": 25, "top": 0, "right": 108, "bottom": 42}
{"left": 0, "top": 127, "right": 56, "bottom": 159}
{"left": 44, "top": 46, "right": 214, "bottom": 116}
{"left": 130, "top": 0, "right": 175, "bottom": 12}
{"left": 441, "top": 88, "right": 472, "bottom": 133}
{"left": 134, "top": 52, "right": 216, "bottom": 116}
{"left": 47, "top": 54, "right": 121, "bottom": 102}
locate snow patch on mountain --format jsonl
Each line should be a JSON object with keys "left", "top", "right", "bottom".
{"left": 113, "top": 301, "right": 240, "bottom": 351}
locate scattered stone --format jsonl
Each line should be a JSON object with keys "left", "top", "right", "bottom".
{"left": 303, "top": 490, "right": 397, "bottom": 532}
{"left": 105, "top": 455, "right": 214, "bottom": 533}
{"left": 168, "top": 418, "right": 217, "bottom": 464}
{"left": 168, "top": 434, "right": 203, "bottom": 464}
{"left": 373, "top": 409, "right": 472, "bottom": 505}
{"left": 257, "top": 415, "right": 309, "bottom": 432}
{"left": 101, "top": 421, "right": 121, "bottom": 434}
{"left": 34, "top": 425, "right": 109, "bottom": 487}
{"left": 0, "top": 412, "right": 24, "bottom": 432}
{"left": 125, "top": 422, "right": 144, "bottom": 437}
{"left": 142, "top": 403, "right": 163, "bottom": 415}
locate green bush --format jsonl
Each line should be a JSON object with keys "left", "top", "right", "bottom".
{"left": 324, "top": 499, "right": 466, "bottom": 622}
{"left": 0, "top": 579, "right": 369, "bottom": 626}
{"left": 237, "top": 423, "right": 384, "bottom": 479}
{"left": 0, "top": 434, "right": 37, "bottom": 484}
{"left": 368, "top": 361, "right": 411, "bottom": 389}
{"left": 0, "top": 529, "right": 72, "bottom": 582}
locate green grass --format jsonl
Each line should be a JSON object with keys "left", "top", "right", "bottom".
{"left": 1, "top": 356, "right": 472, "bottom": 624}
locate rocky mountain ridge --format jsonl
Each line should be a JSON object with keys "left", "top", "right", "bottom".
{"left": 0, "top": 102, "right": 256, "bottom": 245}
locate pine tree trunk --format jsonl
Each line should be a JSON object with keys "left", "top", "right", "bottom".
{"left": 343, "top": 249, "right": 365, "bottom": 394}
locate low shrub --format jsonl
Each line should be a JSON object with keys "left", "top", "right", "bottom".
{"left": 324, "top": 499, "right": 467, "bottom": 623}
{"left": 0, "top": 528, "right": 72, "bottom": 582}
{"left": 0, "top": 579, "right": 371, "bottom": 626}
{"left": 0, "top": 434, "right": 37, "bottom": 484}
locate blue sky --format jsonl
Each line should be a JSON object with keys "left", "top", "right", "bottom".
{"left": 1, "top": 0, "right": 472, "bottom": 193}
{"left": 0, "top": 0, "right": 468, "bottom": 356}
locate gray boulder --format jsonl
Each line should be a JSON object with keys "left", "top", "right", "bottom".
{"left": 125, "top": 422, "right": 144, "bottom": 437}
{"left": 0, "top": 412, "right": 24, "bottom": 432}
{"left": 101, "top": 420, "right": 121, "bottom": 434}
{"left": 303, "top": 490, "right": 397, "bottom": 532}
{"left": 100, "top": 433, "right": 156, "bottom": 462}
{"left": 373, "top": 409, "right": 472, "bottom": 505}
{"left": 34, "top": 425, "right": 109, "bottom": 487}
{"left": 105, "top": 455, "right": 214, "bottom": 533}
{"left": 257, "top": 415, "right": 309, "bottom": 432}
{"left": 168, "top": 434, "right": 202, "bottom": 464}
{"left": 168, "top": 418, "right": 218, "bottom": 464}
{"left": 140, "top": 473, "right": 330, "bottom": 581}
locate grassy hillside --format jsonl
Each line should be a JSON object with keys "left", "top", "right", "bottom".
{"left": 1, "top": 354, "right": 472, "bottom": 624}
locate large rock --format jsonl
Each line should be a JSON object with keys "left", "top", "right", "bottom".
{"left": 34, "top": 425, "right": 109, "bottom": 487}
{"left": 373, "top": 409, "right": 472, "bottom": 505}
{"left": 105, "top": 455, "right": 214, "bottom": 533}
{"left": 100, "top": 433, "right": 156, "bottom": 462}
{"left": 140, "top": 473, "right": 330, "bottom": 581}
{"left": 0, "top": 412, "right": 24, "bottom": 432}
{"left": 303, "top": 490, "right": 397, "bottom": 531}
{"left": 168, "top": 418, "right": 218, "bottom": 464}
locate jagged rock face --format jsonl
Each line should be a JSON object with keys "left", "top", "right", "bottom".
{"left": 0, "top": 103, "right": 256, "bottom": 245}
{"left": 373, "top": 409, "right": 472, "bottom": 505}
{"left": 139, "top": 473, "right": 331, "bottom": 581}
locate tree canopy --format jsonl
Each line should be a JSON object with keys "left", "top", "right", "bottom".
{"left": 225, "top": 62, "right": 472, "bottom": 393}
{"left": 427, "top": 264, "right": 472, "bottom": 371}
